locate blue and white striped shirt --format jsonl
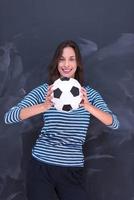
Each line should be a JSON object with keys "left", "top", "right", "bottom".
{"left": 4, "top": 83, "right": 119, "bottom": 167}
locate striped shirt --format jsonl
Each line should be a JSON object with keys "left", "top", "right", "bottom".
{"left": 4, "top": 83, "right": 119, "bottom": 167}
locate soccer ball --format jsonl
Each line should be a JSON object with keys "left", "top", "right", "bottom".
{"left": 52, "top": 77, "right": 82, "bottom": 112}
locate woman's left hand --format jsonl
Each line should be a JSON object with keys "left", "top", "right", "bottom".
{"left": 80, "top": 87, "right": 113, "bottom": 126}
{"left": 80, "top": 87, "right": 91, "bottom": 110}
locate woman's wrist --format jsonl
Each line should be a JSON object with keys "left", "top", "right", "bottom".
{"left": 86, "top": 103, "right": 113, "bottom": 125}
{"left": 39, "top": 103, "right": 47, "bottom": 113}
{"left": 86, "top": 103, "right": 95, "bottom": 112}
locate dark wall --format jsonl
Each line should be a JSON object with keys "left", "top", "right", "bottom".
{"left": 0, "top": 0, "right": 134, "bottom": 199}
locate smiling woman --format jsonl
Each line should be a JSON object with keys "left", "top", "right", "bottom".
{"left": 57, "top": 47, "right": 77, "bottom": 78}
{"left": 48, "top": 40, "right": 84, "bottom": 85}
{"left": 4, "top": 40, "right": 119, "bottom": 200}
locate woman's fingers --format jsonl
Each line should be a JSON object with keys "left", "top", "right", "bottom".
{"left": 42, "top": 85, "right": 54, "bottom": 110}
{"left": 45, "top": 85, "right": 54, "bottom": 99}
{"left": 47, "top": 85, "right": 53, "bottom": 95}
{"left": 80, "top": 87, "right": 89, "bottom": 107}
{"left": 81, "top": 87, "right": 87, "bottom": 98}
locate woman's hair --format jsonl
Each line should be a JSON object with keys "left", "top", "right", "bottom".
{"left": 48, "top": 40, "right": 84, "bottom": 85}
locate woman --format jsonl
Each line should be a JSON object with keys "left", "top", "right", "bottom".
{"left": 4, "top": 40, "right": 119, "bottom": 200}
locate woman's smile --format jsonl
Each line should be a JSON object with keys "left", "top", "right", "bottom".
{"left": 61, "top": 68, "right": 73, "bottom": 74}
{"left": 58, "top": 47, "right": 77, "bottom": 78}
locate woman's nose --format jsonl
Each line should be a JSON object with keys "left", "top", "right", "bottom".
{"left": 65, "top": 60, "right": 70, "bottom": 66}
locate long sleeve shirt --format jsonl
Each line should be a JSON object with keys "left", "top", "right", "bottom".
{"left": 4, "top": 83, "right": 119, "bottom": 167}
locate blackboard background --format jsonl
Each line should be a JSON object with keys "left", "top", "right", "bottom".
{"left": 0, "top": 0, "right": 134, "bottom": 199}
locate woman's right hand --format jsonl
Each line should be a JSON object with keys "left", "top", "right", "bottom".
{"left": 19, "top": 85, "right": 54, "bottom": 120}
{"left": 42, "top": 85, "right": 54, "bottom": 111}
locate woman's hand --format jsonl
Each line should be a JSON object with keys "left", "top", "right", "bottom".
{"left": 42, "top": 85, "right": 54, "bottom": 111}
{"left": 19, "top": 85, "right": 54, "bottom": 120}
{"left": 80, "top": 87, "right": 113, "bottom": 126}
{"left": 80, "top": 87, "right": 91, "bottom": 110}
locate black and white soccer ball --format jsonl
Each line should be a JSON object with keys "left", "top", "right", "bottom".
{"left": 52, "top": 77, "right": 82, "bottom": 112}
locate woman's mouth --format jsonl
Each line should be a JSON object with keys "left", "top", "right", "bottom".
{"left": 62, "top": 68, "right": 72, "bottom": 74}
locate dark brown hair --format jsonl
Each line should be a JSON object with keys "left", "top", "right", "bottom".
{"left": 48, "top": 40, "right": 84, "bottom": 85}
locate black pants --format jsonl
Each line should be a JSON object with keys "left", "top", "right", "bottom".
{"left": 26, "top": 157, "right": 89, "bottom": 200}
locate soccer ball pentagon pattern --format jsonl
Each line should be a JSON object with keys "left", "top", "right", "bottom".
{"left": 52, "top": 77, "right": 82, "bottom": 112}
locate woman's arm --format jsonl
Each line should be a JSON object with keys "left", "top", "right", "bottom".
{"left": 19, "top": 101, "right": 52, "bottom": 120}
{"left": 83, "top": 103, "right": 113, "bottom": 125}
{"left": 4, "top": 84, "right": 53, "bottom": 124}
{"left": 80, "top": 87, "right": 119, "bottom": 129}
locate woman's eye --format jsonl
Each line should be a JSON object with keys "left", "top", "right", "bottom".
{"left": 59, "top": 58, "right": 64, "bottom": 61}
{"left": 70, "top": 58, "right": 75, "bottom": 61}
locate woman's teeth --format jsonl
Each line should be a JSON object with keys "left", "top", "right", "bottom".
{"left": 63, "top": 69, "right": 71, "bottom": 72}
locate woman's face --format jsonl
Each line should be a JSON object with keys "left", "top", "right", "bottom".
{"left": 58, "top": 47, "right": 77, "bottom": 78}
